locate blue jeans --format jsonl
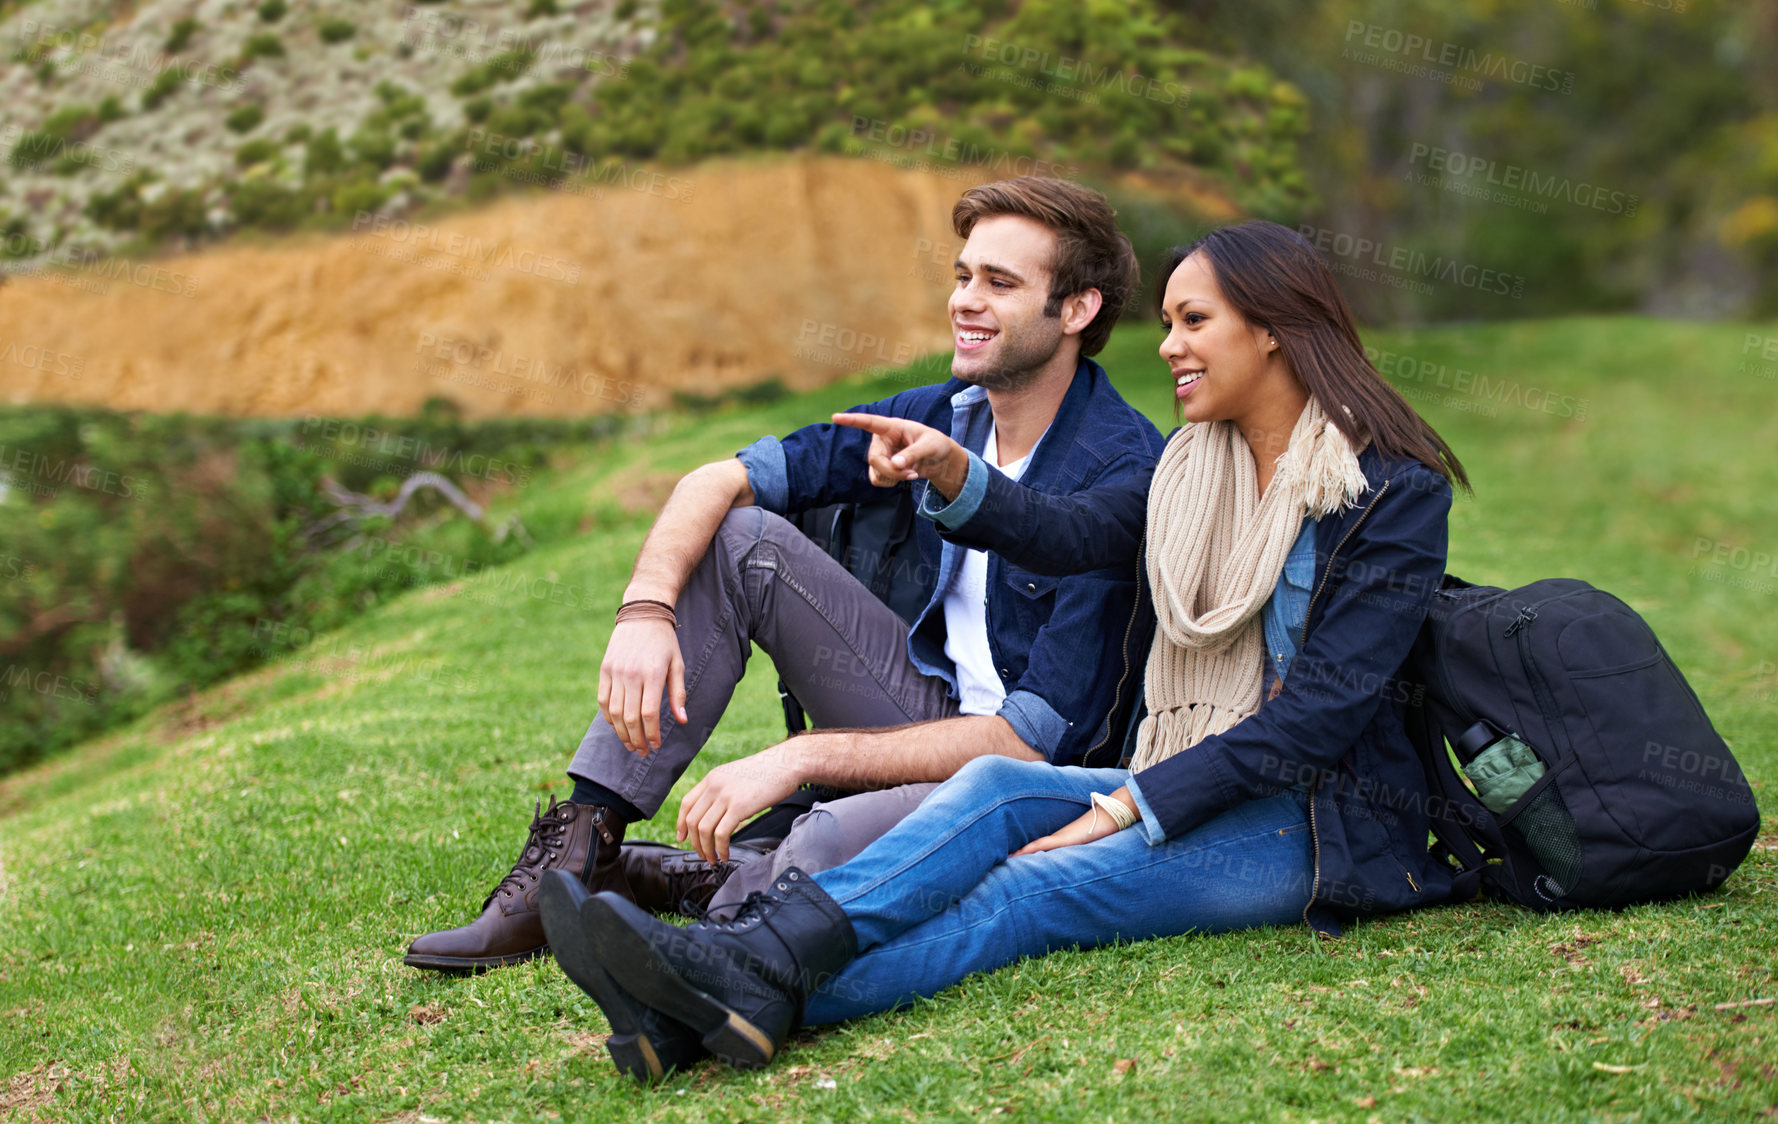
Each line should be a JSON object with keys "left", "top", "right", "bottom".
{"left": 805, "top": 756, "right": 1313, "bottom": 1024}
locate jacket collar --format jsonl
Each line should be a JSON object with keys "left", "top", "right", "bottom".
{"left": 941, "top": 356, "right": 1102, "bottom": 491}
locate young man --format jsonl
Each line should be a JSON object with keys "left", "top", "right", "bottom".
{"left": 405, "top": 176, "right": 1163, "bottom": 976}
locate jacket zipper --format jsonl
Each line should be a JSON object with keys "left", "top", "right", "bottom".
{"left": 1508, "top": 604, "right": 1573, "bottom": 760}
{"left": 1085, "top": 532, "right": 1146, "bottom": 766}
{"left": 1299, "top": 481, "right": 1389, "bottom": 929}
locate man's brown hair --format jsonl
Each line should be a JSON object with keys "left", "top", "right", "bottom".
{"left": 951, "top": 177, "right": 1139, "bottom": 357}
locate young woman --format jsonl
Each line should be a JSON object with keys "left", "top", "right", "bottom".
{"left": 540, "top": 220, "right": 1474, "bottom": 1079}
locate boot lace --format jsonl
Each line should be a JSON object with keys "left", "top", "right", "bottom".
{"left": 662, "top": 853, "right": 740, "bottom": 914}
{"left": 483, "top": 797, "right": 577, "bottom": 909}
{"left": 697, "top": 888, "right": 775, "bottom": 932}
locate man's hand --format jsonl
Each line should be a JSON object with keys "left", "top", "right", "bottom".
{"left": 1011, "top": 788, "right": 1138, "bottom": 856}
{"left": 832, "top": 412, "right": 970, "bottom": 500}
{"left": 597, "top": 618, "right": 688, "bottom": 754}
{"left": 676, "top": 747, "right": 803, "bottom": 863}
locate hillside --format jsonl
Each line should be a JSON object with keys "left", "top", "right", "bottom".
{"left": 0, "top": 0, "right": 1314, "bottom": 417}
{"left": 1, "top": 316, "right": 1774, "bottom": 1121}
{"left": 0, "top": 0, "right": 1304, "bottom": 276}
{"left": 0, "top": 155, "right": 988, "bottom": 416}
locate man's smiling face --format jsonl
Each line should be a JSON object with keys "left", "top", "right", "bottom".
{"left": 948, "top": 214, "right": 1068, "bottom": 390}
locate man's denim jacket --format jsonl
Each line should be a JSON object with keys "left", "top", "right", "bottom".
{"left": 736, "top": 357, "right": 1163, "bottom": 766}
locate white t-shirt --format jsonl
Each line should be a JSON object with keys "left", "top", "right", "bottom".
{"left": 943, "top": 424, "right": 1036, "bottom": 716}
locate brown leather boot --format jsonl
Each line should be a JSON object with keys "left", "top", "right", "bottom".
{"left": 619, "top": 840, "right": 773, "bottom": 915}
{"left": 405, "top": 796, "right": 633, "bottom": 970}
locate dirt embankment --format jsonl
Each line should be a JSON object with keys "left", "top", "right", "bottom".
{"left": 0, "top": 157, "right": 993, "bottom": 418}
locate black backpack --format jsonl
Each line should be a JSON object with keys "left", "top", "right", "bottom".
{"left": 732, "top": 484, "right": 927, "bottom": 845}
{"left": 775, "top": 484, "right": 927, "bottom": 735}
{"left": 1404, "top": 576, "right": 1760, "bottom": 911}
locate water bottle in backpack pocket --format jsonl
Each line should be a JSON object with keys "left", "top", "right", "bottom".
{"left": 1407, "top": 576, "right": 1760, "bottom": 911}
{"left": 1455, "top": 722, "right": 1584, "bottom": 901}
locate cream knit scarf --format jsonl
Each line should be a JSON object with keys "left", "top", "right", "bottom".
{"left": 1130, "top": 399, "right": 1370, "bottom": 772}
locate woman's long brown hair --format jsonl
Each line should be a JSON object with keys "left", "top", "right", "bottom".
{"left": 1159, "top": 222, "right": 1471, "bottom": 492}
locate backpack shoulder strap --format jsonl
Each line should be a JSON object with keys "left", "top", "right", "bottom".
{"left": 1403, "top": 652, "right": 1489, "bottom": 902}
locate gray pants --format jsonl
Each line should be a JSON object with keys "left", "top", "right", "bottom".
{"left": 569, "top": 507, "right": 960, "bottom": 901}
{"left": 705, "top": 781, "right": 939, "bottom": 919}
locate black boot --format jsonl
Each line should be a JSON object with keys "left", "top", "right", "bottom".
{"left": 577, "top": 867, "right": 856, "bottom": 1069}
{"left": 539, "top": 871, "right": 708, "bottom": 1081}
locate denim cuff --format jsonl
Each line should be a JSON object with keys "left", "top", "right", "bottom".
{"left": 735, "top": 435, "right": 789, "bottom": 514}
{"left": 917, "top": 450, "right": 989, "bottom": 531}
{"left": 1124, "top": 775, "right": 1169, "bottom": 846}
{"left": 997, "top": 688, "right": 1068, "bottom": 759}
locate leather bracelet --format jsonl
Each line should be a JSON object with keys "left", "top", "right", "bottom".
{"left": 615, "top": 598, "right": 679, "bottom": 629}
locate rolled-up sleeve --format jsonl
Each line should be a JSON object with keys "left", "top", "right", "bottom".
{"left": 1123, "top": 775, "right": 1170, "bottom": 846}
{"left": 917, "top": 451, "right": 990, "bottom": 531}
{"left": 734, "top": 435, "right": 790, "bottom": 514}
{"left": 997, "top": 688, "right": 1070, "bottom": 760}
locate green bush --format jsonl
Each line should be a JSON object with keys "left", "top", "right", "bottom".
{"left": 97, "top": 0, "right": 1311, "bottom": 259}
{"left": 6, "top": 131, "right": 60, "bottom": 170}
{"left": 85, "top": 175, "right": 147, "bottom": 231}
{"left": 0, "top": 214, "right": 41, "bottom": 258}
{"left": 304, "top": 128, "right": 345, "bottom": 176}
{"left": 228, "top": 179, "right": 308, "bottom": 230}
{"left": 332, "top": 178, "right": 390, "bottom": 216}
{"left": 235, "top": 138, "right": 279, "bottom": 166}
{"left": 416, "top": 142, "right": 456, "bottom": 181}
{"left": 317, "top": 18, "right": 356, "bottom": 44}
{"left": 163, "top": 17, "right": 200, "bottom": 53}
{"left": 226, "top": 103, "right": 266, "bottom": 133}
{"left": 449, "top": 48, "right": 537, "bottom": 96}
{"left": 348, "top": 129, "right": 397, "bottom": 169}
{"left": 242, "top": 33, "right": 285, "bottom": 60}
{"left": 0, "top": 407, "right": 626, "bottom": 777}
{"left": 11, "top": 103, "right": 113, "bottom": 169}
{"left": 141, "top": 67, "right": 185, "bottom": 109}
{"left": 561, "top": 0, "right": 1305, "bottom": 214}
{"left": 257, "top": 0, "right": 287, "bottom": 23}
{"left": 138, "top": 187, "right": 209, "bottom": 240}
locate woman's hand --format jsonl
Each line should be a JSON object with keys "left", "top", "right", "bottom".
{"left": 1012, "top": 787, "right": 1140, "bottom": 856}
{"left": 832, "top": 412, "right": 970, "bottom": 500}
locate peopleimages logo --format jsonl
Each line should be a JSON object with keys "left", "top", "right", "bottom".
{"left": 1297, "top": 225, "right": 1526, "bottom": 299}
{"left": 959, "top": 34, "right": 1189, "bottom": 105}
{"left": 14, "top": 20, "right": 245, "bottom": 93}
{"left": 1, "top": 664, "right": 99, "bottom": 706}
{"left": 297, "top": 417, "right": 534, "bottom": 487}
{"left": 847, "top": 117, "right": 1079, "bottom": 181}
{"left": 0, "top": 122, "right": 137, "bottom": 175}
{"left": 0, "top": 338, "right": 84, "bottom": 379}
{"left": 1342, "top": 21, "right": 1575, "bottom": 93}
{"left": 0, "top": 444, "right": 138, "bottom": 498}
{"left": 349, "top": 213, "right": 583, "bottom": 284}
{"left": 1405, "top": 144, "right": 1639, "bottom": 217}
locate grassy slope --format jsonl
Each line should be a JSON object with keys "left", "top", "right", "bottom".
{"left": 1, "top": 317, "right": 1775, "bottom": 1122}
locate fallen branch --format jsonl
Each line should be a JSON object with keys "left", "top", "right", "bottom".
{"left": 306, "top": 472, "right": 532, "bottom": 548}
{"left": 1713, "top": 998, "right": 1774, "bottom": 1011}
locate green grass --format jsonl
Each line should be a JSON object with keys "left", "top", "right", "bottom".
{"left": 1, "top": 317, "right": 1774, "bottom": 1121}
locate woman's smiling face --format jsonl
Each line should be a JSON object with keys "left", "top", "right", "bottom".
{"left": 1157, "top": 250, "right": 1283, "bottom": 427}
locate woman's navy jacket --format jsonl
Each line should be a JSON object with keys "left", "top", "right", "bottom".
{"left": 933, "top": 436, "right": 1460, "bottom": 922}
